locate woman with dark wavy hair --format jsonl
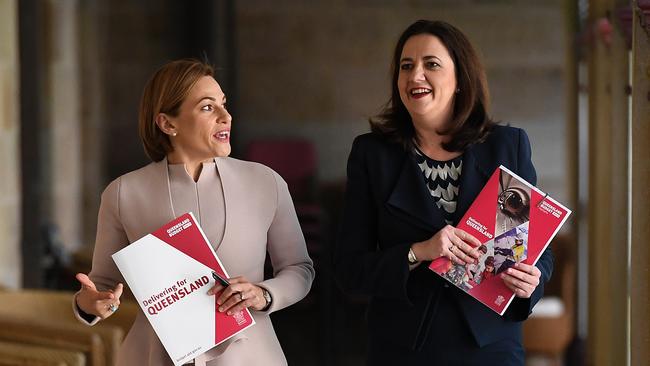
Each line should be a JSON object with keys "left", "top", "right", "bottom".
{"left": 334, "top": 20, "right": 552, "bottom": 365}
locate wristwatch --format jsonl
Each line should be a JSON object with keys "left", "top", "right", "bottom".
{"left": 408, "top": 247, "right": 418, "bottom": 264}
{"left": 261, "top": 288, "right": 273, "bottom": 311}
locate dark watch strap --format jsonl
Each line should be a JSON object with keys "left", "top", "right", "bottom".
{"left": 261, "top": 289, "right": 272, "bottom": 311}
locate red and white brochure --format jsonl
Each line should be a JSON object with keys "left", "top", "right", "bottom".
{"left": 112, "top": 212, "right": 255, "bottom": 365}
{"left": 429, "top": 165, "right": 571, "bottom": 315}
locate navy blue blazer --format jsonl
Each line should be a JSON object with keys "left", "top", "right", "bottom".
{"left": 334, "top": 125, "right": 553, "bottom": 355}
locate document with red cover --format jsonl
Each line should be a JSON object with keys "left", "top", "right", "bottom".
{"left": 428, "top": 165, "right": 571, "bottom": 315}
{"left": 112, "top": 212, "right": 255, "bottom": 365}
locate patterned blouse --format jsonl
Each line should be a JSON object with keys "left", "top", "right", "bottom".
{"left": 413, "top": 146, "right": 463, "bottom": 225}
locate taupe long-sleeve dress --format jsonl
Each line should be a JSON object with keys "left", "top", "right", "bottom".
{"left": 73, "top": 157, "right": 315, "bottom": 366}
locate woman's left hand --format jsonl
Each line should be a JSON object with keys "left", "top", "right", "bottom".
{"left": 207, "top": 276, "right": 267, "bottom": 315}
{"left": 500, "top": 262, "right": 541, "bottom": 298}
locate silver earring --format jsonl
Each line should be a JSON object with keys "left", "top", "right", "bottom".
{"left": 456, "top": 88, "right": 460, "bottom": 93}
{"left": 172, "top": 132, "right": 177, "bottom": 137}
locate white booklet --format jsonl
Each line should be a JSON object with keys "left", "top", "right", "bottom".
{"left": 112, "top": 212, "right": 255, "bottom": 365}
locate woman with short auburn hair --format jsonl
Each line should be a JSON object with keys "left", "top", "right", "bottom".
{"left": 73, "top": 59, "right": 314, "bottom": 366}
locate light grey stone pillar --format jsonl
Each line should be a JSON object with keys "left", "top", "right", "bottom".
{"left": 47, "top": 0, "right": 83, "bottom": 251}
{"left": 0, "top": 0, "right": 22, "bottom": 288}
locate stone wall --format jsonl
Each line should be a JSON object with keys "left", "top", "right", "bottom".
{"left": 234, "top": 1, "right": 568, "bottom": 203}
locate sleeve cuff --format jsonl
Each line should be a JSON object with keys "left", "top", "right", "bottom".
{"left": 72, "top": 292, "right": 101, "bottom": 326}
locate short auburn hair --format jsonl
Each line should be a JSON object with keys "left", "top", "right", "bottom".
{"left": 138, "top": 59, "right": 214, "bottom": 161}
{"left": 370, "top": 20, "right": 494, "bottom": 152}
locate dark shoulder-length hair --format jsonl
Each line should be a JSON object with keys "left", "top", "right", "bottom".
{"left": 370, "top": 20, "right": 495, "bottom": 152}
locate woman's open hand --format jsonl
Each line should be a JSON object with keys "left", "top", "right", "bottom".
{"left": 411, "top": 225, "right": 483, "bottom": 265}
{"left": 207, "top": 276, "right": 267, "bottom": 315}
{"left": 75, "top": 273, "right": 123, "bottom": 319}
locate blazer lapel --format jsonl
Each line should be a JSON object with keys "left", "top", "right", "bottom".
{"left": 386, "top": 154, "right": 446, "bottom": 232}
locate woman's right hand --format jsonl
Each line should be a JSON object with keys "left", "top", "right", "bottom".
{"left": 75, "top": 273, "right": 123, "bottom": 319}
{"left": 411, "top": 225, "right": 483, "bottom": 265}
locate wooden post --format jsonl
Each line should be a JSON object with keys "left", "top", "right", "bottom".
{"left": 630, "top": 1, "right": 650, "bottom": 363}
{"left": 587, "top": 0, "right": 630, "bottom": 364}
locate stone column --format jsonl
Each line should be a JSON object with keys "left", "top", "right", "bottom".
{"left": 46, "top": 0, "right": 83, "bottom": 251}
{"left": 0, "top": 0, "right": 22, "bottom": 288}
{"left": 78, "top": 0, "right": 107, "bottom": 250}
{"left": 46, "top": 0, "right": 82, "bottom": 250}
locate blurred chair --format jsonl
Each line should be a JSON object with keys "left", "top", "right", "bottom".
{"left": 523, "top": 234, "right": 576, "bottom": 365}
{"left": 0, "top": 315, "right": 102, "bottom": 365}
{"left": 0, "top": 290, "right": 138, "bottom": 366}
{"left": 0, "top": 339, "right": 86, "bottom": 366}
{"left": 244, "top": 138, "right": 318, "bottom": 203}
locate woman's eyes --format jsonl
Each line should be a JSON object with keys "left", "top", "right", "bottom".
{"left": 201, "top": 103, "right": 227, "bottom": 112}
{"left": 399, "top": 62, "right": 440, "bottom": 70}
